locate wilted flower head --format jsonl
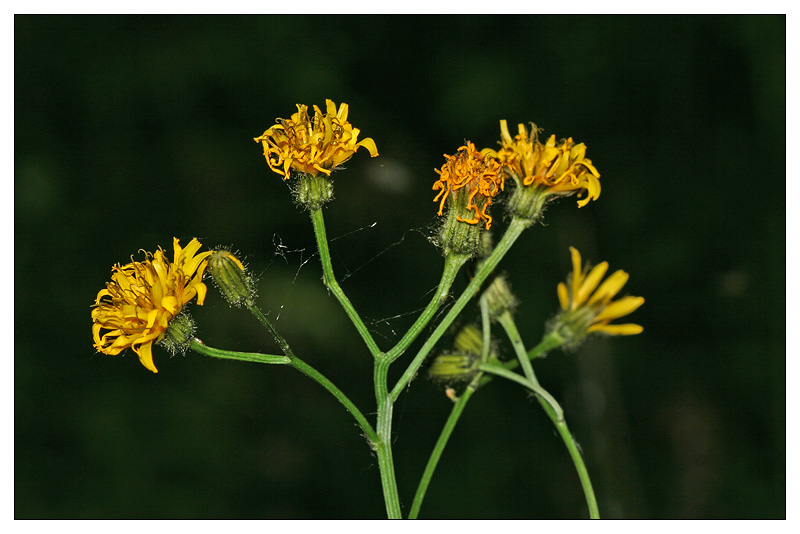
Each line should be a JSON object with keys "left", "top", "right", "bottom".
{"left": 91, "top": 238, "right": 212, "bottom": 373}
{"left": 433, "top": 142, "right": 505, "bottom": 230}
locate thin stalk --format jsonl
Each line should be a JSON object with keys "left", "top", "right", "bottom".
{"left": 247, "top": 300, "right": 294, "bottom": 358}
{"left": 384, "top": 253, "right": 467, "bottom": 363}
{"left": 190, "top": 338, "right": 290, "bottom": 365}
{"left": 553, "top": 418, "right": 599, "bottom": 519}
{"left": 310, "top": 207, "right": 382, "bottom": 358}
{"left": 477, "top": 362, "right": 564, "bottom": 422}
{"left": 411, "top": 332, "right": 566, "bottom": 519}
{"left": 497, "top": 311, "right": 537, "bottom": 384}
{"left": 495, "top": 317, "right": 600, "bottom": 519}
{"left": 479, "top": 293, "right": 492, "bottom": 362}
{"left": 408, "top": 375, "right": 480, "bottom": 519}
{"left": 189, "top": 338, "right": 379, "bottom": 445}
{"left": 391, "top": 217, "right": 529, "bottom": 402}
{"left": 289, "top": 356, "right": 379, "bottom": 445}
{"left": 476, "top": 331, "right": 565, "bottom": 387}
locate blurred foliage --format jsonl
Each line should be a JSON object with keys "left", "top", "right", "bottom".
{"left": 15, "top": 15, "right": 784, "bottom": 518}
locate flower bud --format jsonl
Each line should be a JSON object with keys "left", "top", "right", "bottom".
{"left": 294, "top": 173, "right": 334, "bottom": 210}
{"left": 483, "top": 273, "right": 517, "bottom": 320}
{"left": 207, "top": 249, "right": 256, "bottom": 307}
{"left": 435, "top": 200, "right": 484, "bottom": 258}
{"left": 427, "top": 353, "right": 478, "bottom": 383}
{"left": 453, "top": 323, "right": 484, "bottom": 355}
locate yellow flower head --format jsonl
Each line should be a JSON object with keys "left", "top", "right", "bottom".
{"left": 91, "top": 238, "right": 212, "bottom": 373}
{"left": 555, "top": 247, "right": 644, "bottom": 340}
{"left": 254, "top": 99, "right": 379, "bottom": 179}
{"left": 433, "top": 142, "right": 505, "bottom": 230}
{"left": 492, "top": 120, "right": 601, "bottom": 209}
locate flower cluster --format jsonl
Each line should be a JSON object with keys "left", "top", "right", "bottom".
{"left": 552, "top": 247, "right": 644, "bottom": 345}
{"left": 254, "top": 99, "right": 379, "bottom": 179}
{"left": 91, "top": 238, "right": 212, "bottom": 373}
{"left": 434, "top": 121, "right": 601, "bottom": 229}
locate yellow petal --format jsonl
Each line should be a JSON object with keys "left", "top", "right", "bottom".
{"left": 500, "top": 120, "right": 512, "bottom": 146}
{"left": 588, "top": 270, "right": 629, "bottom": 305}
{"left": 357, "top": 137, "right": 379, "bottom": 157}
{"left": 576, "top": 261, "right": 608, "bottom": 307}
{"left": 569, "top": 247, "right": 583, "bottom": 302}
{"left": 161, "top": 296, "right": 179, "bottom": 315}
{"left": 589, "top": 323, "right": 643, "bottom": 336}
{"left": 337, "top": 102, "right": 349, "bottom": 122}
{"left": 195, "top": 281, "right": 208, "bottom": 306}
{"left": 593, "top": 296, "right": 644, "bottom": 322}
{"left": 325, "top": 99, "right": 338, "bottom": 116}
{"left": 134, "top": 340, "right": 159, "bottom": 373}
{"left": 557, "top": 282, "right": 569, "bottom": 310}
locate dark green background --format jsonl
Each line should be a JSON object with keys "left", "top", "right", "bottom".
{"left": 15, "top": 15, "right": 785, "bottom": 518}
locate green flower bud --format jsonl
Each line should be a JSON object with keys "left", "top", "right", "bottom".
{"left": 294, "top": 172, "right": 334, "bottom": 210}
{"left": 453, "top": 323, "right": 484, "bottom": 355}
{"left": 207, "top": 249, "right": 256, "bottom": 307}
{"left": 483, "top": 274, "right": 517, "bottom": 320}
{"left": 428, "top": 353, "right": 478, "bottom": 383}
{"left": 160, "top": 312, "right": 196, "bottom": 356}
{"left": 435, "top": 199, "right": 483, "bottom": 258}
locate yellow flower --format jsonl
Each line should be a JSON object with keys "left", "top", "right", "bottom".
{"left": 433, "top": 142, "right": 505, "bottom": 230}
{"left": 555, "top": 247, "right": 644, "bottom": 340}
{"left": 254, "top": 99, "right": 379, "bottom": 179}
{"left": 487, "top": 120, "right": 600, "bottom": 220}
{"left": 91, "top": 238, "right": 212, "bottom": 373}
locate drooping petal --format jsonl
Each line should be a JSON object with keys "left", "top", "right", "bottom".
{"left": 134, "top": 339, "right": 159, "bottom": 373}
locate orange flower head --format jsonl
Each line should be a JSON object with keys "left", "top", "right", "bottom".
{"left": 433, "top": 142, "right": 505, "bottom": 230}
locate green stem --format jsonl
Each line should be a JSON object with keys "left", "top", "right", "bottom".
{"left": 554, "top": 418, "right": 599, "bottom": 519}
{"left": 477, "top": 362, "right": 564, "bottom": 422}
{"left": 479, "top": 331, "right": 565, "bottom": 385}
{"left": 408, "top": 375, "right": 480, "bottom": 519}
{"left": 190, "top": 338, "right": 379, "bottom": 445}
{"left": 497, "top": 311, "right": 537, "bottom": 384}
{"left": 408, "top": 334, "right": 564, "bottom": 519}
{"left": 247, "top": 300, "right": 295, "bottom": 358}
{"left": 391, "top": 217, "right": 529, "bottom": 402}
{"left": 289, "top": 356, "right": 379, "bottom": 445}
{"left": 190, "top": 338, "right": 290, "bottom": 365}
{"left": 310, "top": 207, "right": 382, "bottom": 358}
{"left": 384, "top": 254, "right": 467, "bottom": 363}
{"left": 374, "top": 357, "right": 403, "bottom": 518}
{"left": 479, "top": 294, "right": 492, "bottom": 363}
{"left": 495, "top": 317, "right": 600, "bottom": 519}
